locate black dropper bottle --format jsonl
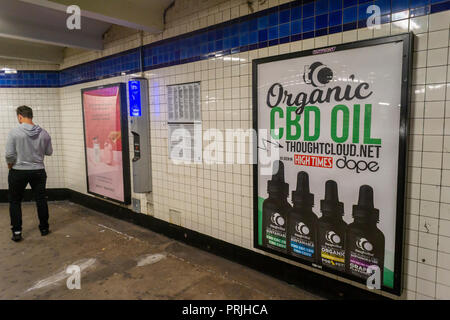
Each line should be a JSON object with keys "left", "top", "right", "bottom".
{"left": 262, "top": 160, "right": 291, "bottom": 254}
{"left": 286, "top": 172, "right": 319, "bottom": 263}
{"left": 317, "top": 180, "right": 347, "bottom": 271}
{"left": 346, "top": 185, "right": 385, "bottom": 284}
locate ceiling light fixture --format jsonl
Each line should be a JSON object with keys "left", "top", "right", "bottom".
{"left": 1, "top": 67, "right": 18, "bottom": 74}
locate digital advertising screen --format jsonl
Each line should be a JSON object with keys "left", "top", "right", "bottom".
{"left": 81, "top": 83, "right": 131, "bottom": 204}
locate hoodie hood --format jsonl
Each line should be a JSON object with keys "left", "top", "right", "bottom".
{"left": 19, "top": 123, "right": 42, "bottom": 137}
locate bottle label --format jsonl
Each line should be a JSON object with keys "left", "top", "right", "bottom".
{"left": 265, "top": 212, "right": 286, "bottom": 250}
{"left": 320, "top": 229, "right": 345, "bottom": 271}
{"left": 290, "top": 221, "right": 315, "bottom": 259}
{"left": 349, "top": 237, "right": 380, "bottom": 279}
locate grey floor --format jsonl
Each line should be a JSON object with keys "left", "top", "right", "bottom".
{"left": 0, "top": 201, "right": 322, "bottom": 300}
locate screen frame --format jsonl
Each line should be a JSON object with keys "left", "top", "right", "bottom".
{"left": 252, "top": 33, "right": 413, "bottom": 296}
{"left": 80, "top": 82, "right": 131, "bottom": 205}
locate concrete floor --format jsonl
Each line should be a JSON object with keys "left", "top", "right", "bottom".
{"left": 0, "top": 201, "right": 322, "bottom": 300}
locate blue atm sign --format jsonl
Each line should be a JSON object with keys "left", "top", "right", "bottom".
{"left": 129, "top": 80, "right": 142, "bottom": 117}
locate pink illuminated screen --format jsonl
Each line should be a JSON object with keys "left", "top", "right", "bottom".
{"left": 82, "top": 86, "right": 125, "bottom": 202}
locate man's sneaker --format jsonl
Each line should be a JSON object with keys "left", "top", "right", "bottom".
{"left": 11, "top": 231, "right": 22, "bottom": 242}
{"left": 40, "top": 229, "right": 50, "bottom": 236}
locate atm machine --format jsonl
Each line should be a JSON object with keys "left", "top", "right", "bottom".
{"left": 127, "top": 78, "right": 152, "bottom": 195}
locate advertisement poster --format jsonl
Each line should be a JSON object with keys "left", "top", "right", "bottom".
{"left": 81, "top": 83, "right": 130, "bottom": 204}
{"left": 253, "top": 34, "right": 412, "bottom": 295}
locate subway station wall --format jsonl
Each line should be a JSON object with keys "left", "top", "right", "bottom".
{"left": 0, "top": 60, "right": 63, "bottom": 189}
{"left": 1, "top": 0, "right": 450, "bottom": 299}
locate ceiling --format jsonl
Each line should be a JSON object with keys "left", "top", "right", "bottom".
{"left": 0, "top": 0, "right": 174, "bottom": 64}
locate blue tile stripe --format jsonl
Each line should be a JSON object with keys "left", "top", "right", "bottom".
{"left": 1, "top": 0, "right": 449, "bottom": 88}
{"left": 0, "top": 70, "right": 59, "bottom": 88}
{"left": 59, "top": 48, "right": 141, "bottom": 87}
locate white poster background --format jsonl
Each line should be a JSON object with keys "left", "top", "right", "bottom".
{"left": 257, "top": 42, "right": 404, "bottom": 284}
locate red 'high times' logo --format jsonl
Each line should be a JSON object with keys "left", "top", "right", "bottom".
{"left": 294, "top": 154, "right": 333, "bottom": 168}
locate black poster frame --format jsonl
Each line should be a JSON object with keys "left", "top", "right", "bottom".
{"left": 81, "top": 82, "right": 131, "bottom": 205}
{"left": 252, "top": 33, "right": 413, "bottom": 296}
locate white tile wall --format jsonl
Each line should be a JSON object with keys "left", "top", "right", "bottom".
{"left": 404, "top": 9, "right": 450, "bottom": 300}
{"left": 2, "top": 0, "right": 450, "bottom": 301}
{"left": 57, "top": 5, "right": 450, "bottom": 301}
{"left": 0, "top": 59, "right": 62, "bottom": 190}
{"left": 0, "top": 87, "right": 64, "bottom": 189}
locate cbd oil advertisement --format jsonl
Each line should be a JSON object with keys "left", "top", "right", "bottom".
{"left": 81, "top": 83, "right": 131, "bottom": 204}
{"left": 253, "top": 34, "right": 412, "bottom": 295}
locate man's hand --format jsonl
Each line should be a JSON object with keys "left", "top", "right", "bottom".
{"left": 7, "top": 163, "right": 13, "bottom": 170}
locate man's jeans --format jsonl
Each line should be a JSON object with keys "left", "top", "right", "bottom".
{"left": 8, "top": 169, "right": 49, "bottom": 232}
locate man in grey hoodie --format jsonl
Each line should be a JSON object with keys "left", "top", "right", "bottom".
{"left": 5, "top": 105, "right": 53, "bottom": 242}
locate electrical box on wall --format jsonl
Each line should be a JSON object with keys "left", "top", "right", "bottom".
{"left": 127, "top": 78, "right": 152, "bottom": 193}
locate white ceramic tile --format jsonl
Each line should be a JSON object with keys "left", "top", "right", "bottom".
{"left": 441, "top": 186, "right": 450, "bottom": 204}
{"left": 408, "top": 198, "right": 420, "bottom": 215}
{"left": 436, "top": 284, "right": 450, "bottom": 299}
{"left": 425, "top": 83, "right": 446, "bottom": 101}
{"left": 424, "top": 101, "right": 445, "bottom": 118}
{"left": 413, "top": 50, "right": 427, "bottom": 68}
{"left": 438, "top": 235, "right": 450, "bottom": 254}
{"left": 410, "top": 117, "right": 424, "bottom": 134}
{"left": 416, "top": 278, "right": 436, "bottom": 297}
{"left": 441, "top": 203, "right": 450, "bottom": 222}
{"left": 404, "top": 290, "right": 416, "bottom": 300}
{"left": 417, "top": 263, "right": 436, "bottom": 282}
{"left": 409, "top": 134, "right": 423, "bottom": 151}
{"left": 406, "top": 229, "right": 419, "bottom": 246}
{"left": 392, "top": 20, "right": 409, "bottom": 35}
{"left": 426, "top": 66, "right": 448, "bottom": 84}
{"left": 418, "top": 231, "right": 438, "bottom": 249}
{"left": 373, "top": 22, "right": 390, "bottom": 37}
{"left": 404, "top": 274, "right": 417, "bottom": 291}
{"left": 445, "top": 118, "right": 450, "bottom": 135}
{"left": 405, "top": 259, "right": 418, "bottom": 276}
{"left": 420, "top": 200, "right": 440, "bottom": 219}
{"left": 427, "top": 47, "right": 448, "bottom": 67}
{"left": 422, "top": 136, "right": 443, "bottom": 153}
{"left": 328, "top": 33, "right": 342, "bottom": 45}
{"left": 416, "top": 292, "right": 435, "bottom": 299}
{"left": 418, "top": 247, "right": 437, "bottom": 266}
{"left": 314, "top": 36, "right": 328, "bottom": 48}
{"left": 442, "top": 170, "right": 450, "bottom": 187}
{"left": 411, "top": 101, "right": 425, "bottom": 118}
{"left": 437, "top": 251, "right": 450, "bottom": 270}
{"left": 414, "top": 32, "right": 428, "bottom": 51}
{"left": 413, "top": 67, "right": 426, "bottom": 85}
{"left": 437, "top": 268, "right": 450, "bottom": 287}
{"left": 357, "top": 27, "right": 373, "bottom": 40}
{"left": 406, "top": 212, "right": 419, "bottom": 230}
{"left": 422, "top": 152, "right": 442, "bottom": 169}
{"left": 412, "top": 85, "right": 426, "bottom": 101}
{"left": 342, "top": 30, "right": 357, "bottom": 43}
{"left": 408, "top": 182, "right": 421, "bottom": 199}
{"left": 410, "top": 15, "right": 429, "bottom": 34}
{"left": 428, "top": 29, "right": 449, "bottom": 49}
{"left": 428, "top": 11, "right": 450, "bottom": 32}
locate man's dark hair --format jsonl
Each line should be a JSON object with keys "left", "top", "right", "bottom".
{"left": 16, "top": 105, "right": 33, "bottom": 119}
